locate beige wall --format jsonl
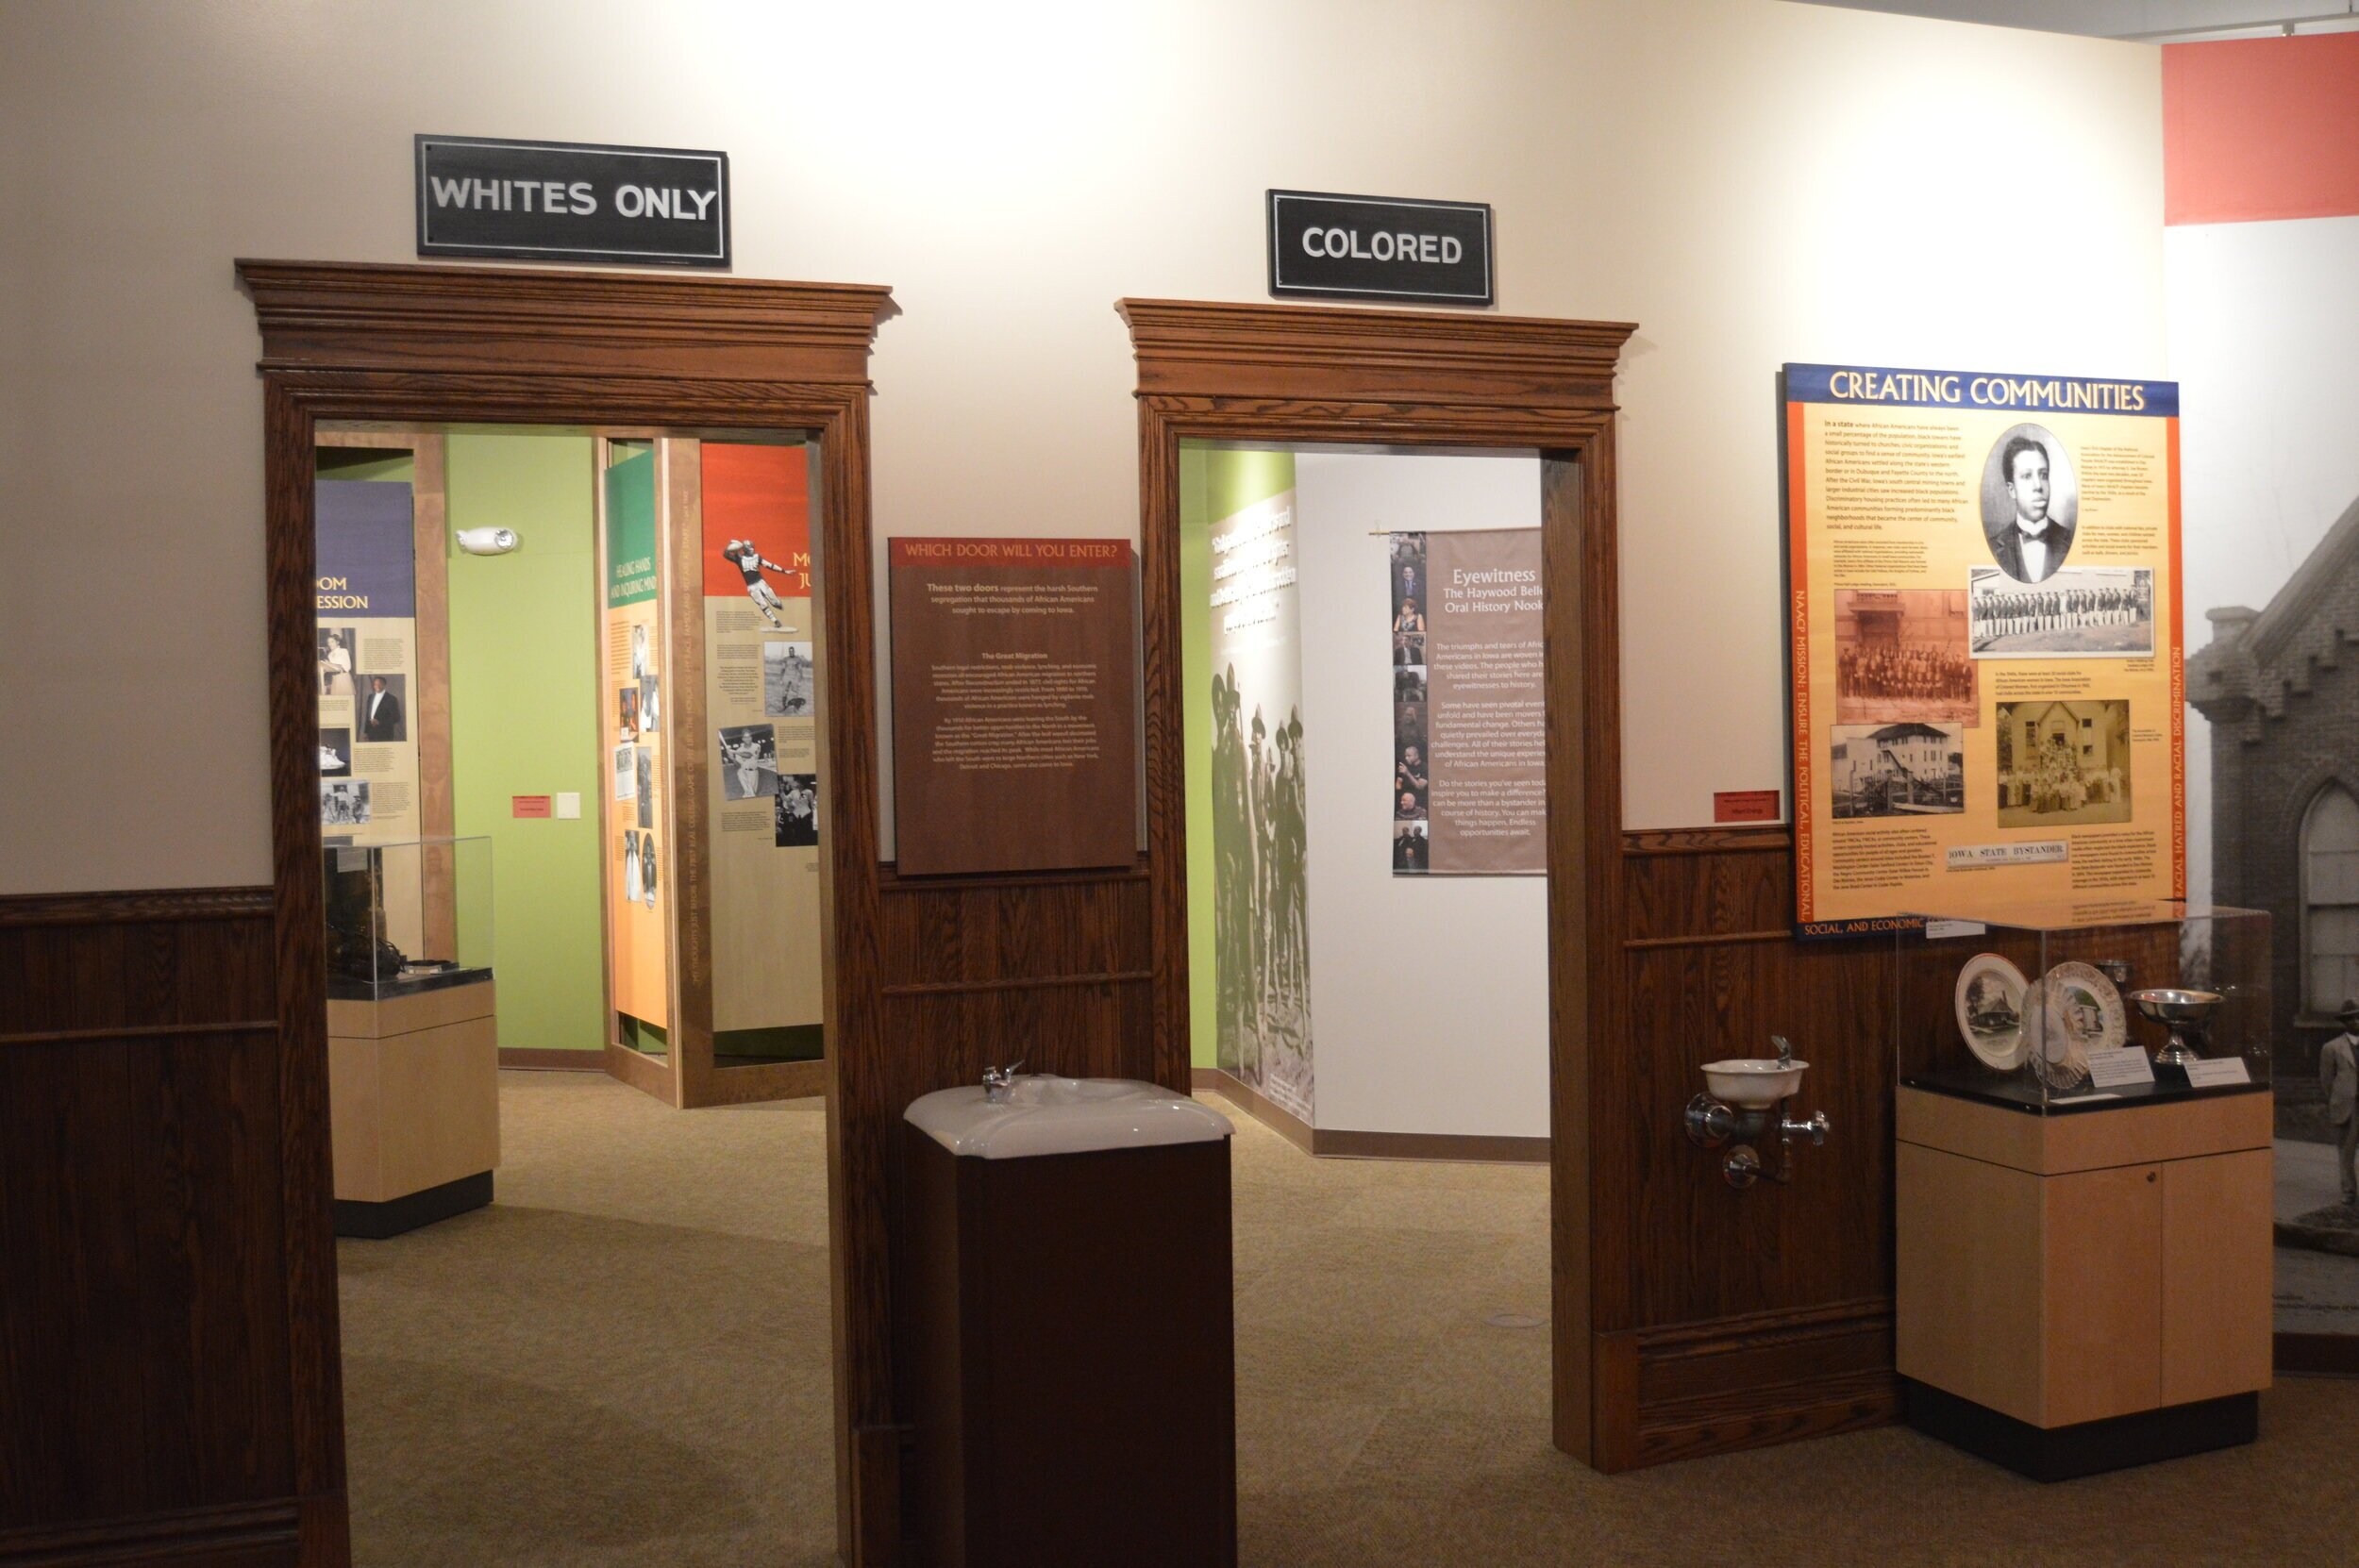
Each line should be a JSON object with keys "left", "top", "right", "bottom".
{"left": 0, "top": 0, "right": 2165, "bottom": 893}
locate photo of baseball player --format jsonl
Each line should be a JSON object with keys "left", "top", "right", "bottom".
{"left": 721, "top": 539, "right": 798, "bottom": 631}
{"left": 717, "top": 724, "right": 779, "bottom": 801}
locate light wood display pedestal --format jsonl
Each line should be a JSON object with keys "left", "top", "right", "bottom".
{"left": 1896, "top": 1083, "right": 2271, "bottom": 1479}
{"left": 328, "top": 976, "right": 499, "bottom": 1238}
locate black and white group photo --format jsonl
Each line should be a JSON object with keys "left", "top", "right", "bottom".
{"left": 1829, "top": 721, "right": 1965, "bottom": 819}
{"left": 1979, "top": 424, "right": 2079, "bottom": 584}
{"left": 774, "top": 772, "right": 819, "bottom": 846}
{"left": 321, "top": 779, "right": 372, "bottom": 827}
{"left": 717, "top": 723, "right": 779, "bottom": 801}
{"left": 1995, "top": 698, "right": 2132, "bottom": 826}
{"left": 1968, "top": 566, "right": 2153, "bottom": 656}
{"left": 764, "top": 640, "right": 815, "bottom": 718}
{"left": 1832, "top": 589, "right": 1975, "bottom": 726}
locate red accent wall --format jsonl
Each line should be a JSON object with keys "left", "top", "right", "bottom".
{"left": 2164, "top": 33, "right": 2359, "bottom": 225}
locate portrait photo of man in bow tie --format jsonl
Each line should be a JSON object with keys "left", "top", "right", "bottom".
{"left": 1981, "top": 425, "right": 2078, "bottom": 584}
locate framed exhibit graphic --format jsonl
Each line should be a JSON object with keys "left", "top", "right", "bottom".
{"left": 315, "top": 431, "right": 457, "bottom": 965}
{"left": 595, "top": 431, "right": 831, "bottom": 1106}
{"left": 888, "top": 536, "right": 1139, "bottom": 876}
{"left": 1382, "top": 527, "right": 1543, "bottom": 876}
{"left": 1783, "top": 364, "right": 2184, "bottom": 937}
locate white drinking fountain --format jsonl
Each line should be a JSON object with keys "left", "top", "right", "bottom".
{"left": 1684, "top": 1035, "right": 1832, "bottom": 1189}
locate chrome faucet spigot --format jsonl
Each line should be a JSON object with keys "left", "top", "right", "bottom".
{"left": 1771, "top": 1035, "right": 1794, "bottom": 1070}
{"left": 982, "top": 1061, "right": 1025, "bottom": 1104}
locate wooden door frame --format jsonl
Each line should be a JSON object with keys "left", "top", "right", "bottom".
{"left": 1117, "top": 298, "right": 1636, "bottom": 1462}
{"left": 239, "top": 260, "right": 893, "bottom": 1566}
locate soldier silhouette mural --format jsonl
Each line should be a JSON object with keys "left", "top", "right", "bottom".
{"left": 1210, "top": 667, "right": 1313, "bottom": 1117}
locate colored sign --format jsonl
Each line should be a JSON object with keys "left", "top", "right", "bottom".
{"left": 1266, "top": 189, "right": 1493, "bottom": 306}
{"left": 889, "top": 538, "right": 1139, "bottom": 876}
{"left": 1783, "top": 362, "right": 2184, "bottom": 937}
{"left": 1715, "top": 790, "right": 1782, "bottom": 824}
{"left": 415, "top": 135, "right": 728, "bottom": 267}
{"left": 511, "top": 795, "right": 552, "bottom": 819}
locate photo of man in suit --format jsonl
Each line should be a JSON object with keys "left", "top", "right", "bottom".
{"left": 1984, "top": 431, "right": 2075, "bottom": 583}
{"left": 2322, "top": 1001, "right": 2359, "bottom": 1207}
{"left": 360, "top": 675, "right": 405, "bottom": 742}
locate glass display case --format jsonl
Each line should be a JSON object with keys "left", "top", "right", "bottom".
{"left": 323, "top": 835, "right": 494, "bottom": 1002}
{"left": 1895, "top": 901, "right": 2272, "bottom": 1113}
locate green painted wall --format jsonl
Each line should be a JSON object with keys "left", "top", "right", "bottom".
{"left": 1182, "top": 444, "right": 1299, "bottom": 1068}
{"left": 446, "top": 432, "right": 606, "bottom": 1053}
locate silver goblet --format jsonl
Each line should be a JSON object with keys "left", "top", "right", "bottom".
{"left": 2127, "top": 987, "right": 2221, "bottom": 1069}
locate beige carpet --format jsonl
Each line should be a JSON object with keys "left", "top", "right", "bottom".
{"left": 341, "top": 1073, "right": 2355, "bottom": 1566}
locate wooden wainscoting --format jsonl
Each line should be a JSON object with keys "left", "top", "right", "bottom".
{"left": 1590, "top": 827, "right": 1900, "bottom": 1470}
{"left": 0, "top": 886, "right": 334, "bottom": 1568}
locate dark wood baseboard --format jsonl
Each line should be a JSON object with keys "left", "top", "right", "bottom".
{"left": 1902, "top": 1378, "right": 2258, "bottom": 1481}
{"left": 1594, "top": 1299, "right": 1899, "bottom": 1471}
{"left": 0, "top": 1499, "right": 301, "bottom": 1567}
{"left": 1192, "top": 1068, "right": 1548, "bottom": 1163}
{"left": 2275, "top": 1331, "right": 2359, "bottom": 1376}
{"left": 498, "top": 1047, "right": 608, "bottom": 1071}
{"left": 1314, "top": 1126, "right": 1548, "bottom": 1163}
{"left": 334, "top": 1171, "right": 493, "bottom": 1240}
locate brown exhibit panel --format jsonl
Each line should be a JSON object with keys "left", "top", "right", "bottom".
{"left": 326, "top": 978, "right": 498, "bottom": 1235}
{"left": 889, "top": 537, "right": 1140, "bottom": 876}
{"left": 225, "top": 260, "right": 896, "bottom": 1567}
{"left": 1896, "top": 1085, "right": 2272, "bottom": 1476}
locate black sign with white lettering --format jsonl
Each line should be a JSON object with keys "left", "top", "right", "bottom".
{"left": 415, "top": 135, "right": 729, "bottom": 268}
{"left": 1266, "top": 190, "right": 1492, "bottom": 307}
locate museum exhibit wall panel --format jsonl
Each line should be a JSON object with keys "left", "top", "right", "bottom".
{"left": 445, "top": 432, "right": 606, "bottom": 1056}
{"left": 698, "top": 440, "right": 825, "bottom": 1038}
{"left": 1196, "top": 447, "right": 1314, "bottom": 1122}
{"left": 1293, "top": 449, "right": 1548, "bottom": 1139}
{"left": 0, "top": 0, "right": 2167, "bottom": 893}
{"left": 602, "top": 446, "right": 670, "bottom": 1035}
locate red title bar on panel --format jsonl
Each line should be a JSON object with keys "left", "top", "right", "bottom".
{"left": 889, "top": 538, "right": 1134, "bottom": 569}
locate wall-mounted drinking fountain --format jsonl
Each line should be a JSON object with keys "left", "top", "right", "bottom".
{"left": 1684, "top": 1035, "right": 1831, "bottom": 1189}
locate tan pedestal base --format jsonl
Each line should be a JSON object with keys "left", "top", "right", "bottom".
{"left": 1897, "top": 1085, "right": 2271, "bottom": 1450}
{"left": 328, "top": 978, "right": 498, "bottom": 1234}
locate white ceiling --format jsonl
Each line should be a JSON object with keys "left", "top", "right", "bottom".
{"left": 1800, "top": 0, "right": 2359, "bottom": 40}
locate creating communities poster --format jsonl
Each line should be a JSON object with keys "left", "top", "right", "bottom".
{"left": 1784, "top": 363, "right": 2183, "bottom": 936}
{"left": 1386, "top": 529, "right": 1544, "bottom": 876}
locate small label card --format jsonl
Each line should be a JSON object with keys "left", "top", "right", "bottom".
{"left": 1924, "top": 919, "right": 1987, "bottom": 941}
{"left": 2183, "top": 1058, "right": 2253, "bottom": 1089}
{"left": 2086, "top": 1046, "right": 2158, "bottom": 1090}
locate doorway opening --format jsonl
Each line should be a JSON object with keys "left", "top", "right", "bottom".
{"left": 308, "top": 421, "right": 838, "bottom": 1559}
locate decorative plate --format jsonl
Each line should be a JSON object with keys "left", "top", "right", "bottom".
{"left": 2027, "top": 961, "right": 2121, "bottom": 1093}
{"left": 1954, "top": 953, "right": 2031, "bottom": 1072}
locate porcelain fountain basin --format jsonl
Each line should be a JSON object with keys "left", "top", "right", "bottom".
{"left": 905, "top": 1075, "right": 1233, "bottom": 1160}
{"left": 1700, "top": 1058, "right": 1808, "bottom": 1109}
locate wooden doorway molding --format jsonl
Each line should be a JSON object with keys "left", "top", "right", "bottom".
{"left": 239, "top": 260, "right": 891, "bottom": 1566}
{"left": 1118, "top": 299, "right": 1635, "bottom": 1463}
